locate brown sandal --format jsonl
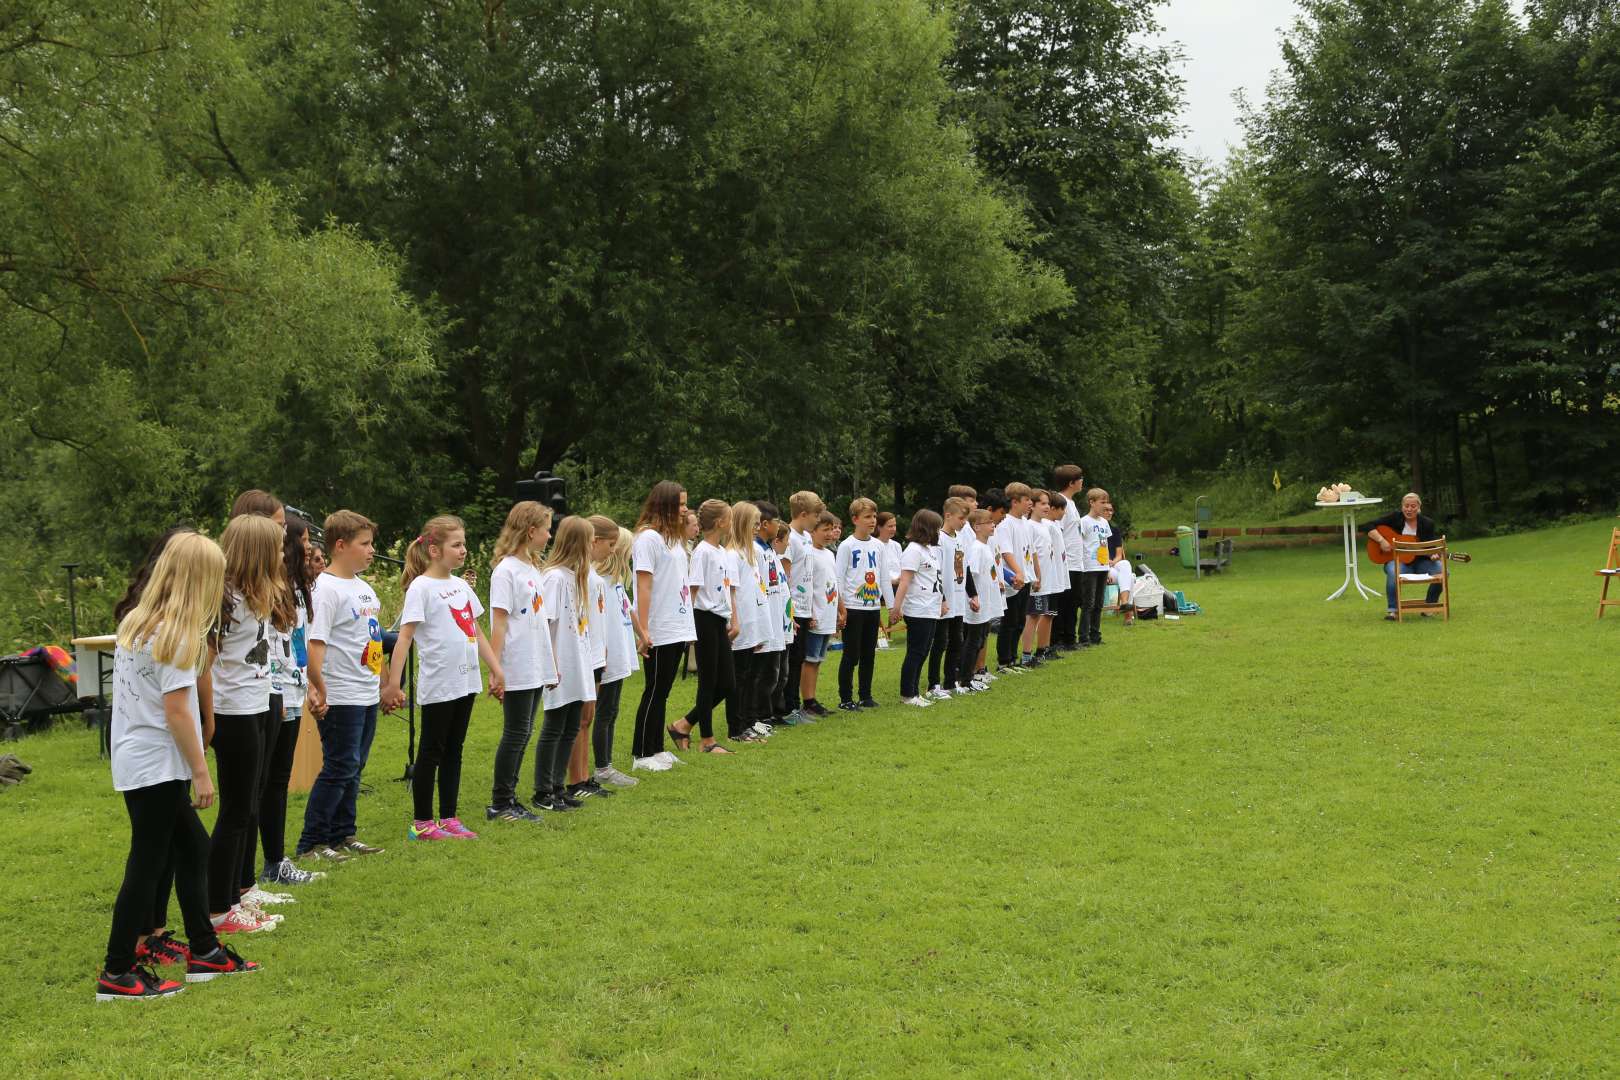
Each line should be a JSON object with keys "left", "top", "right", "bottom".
{"left": 701, "top": 743, "right": 734, "bottom": 754}
{"left": 667, "top": 722, "right": 692, "bottom": 751}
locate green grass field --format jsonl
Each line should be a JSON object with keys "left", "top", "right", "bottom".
{"left": 7, "top": 520, "right": 1619, "bottom": 1076}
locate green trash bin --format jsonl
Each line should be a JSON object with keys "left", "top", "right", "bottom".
{"left": 1177, "top": 525, "right": 1196, "bottom": 569}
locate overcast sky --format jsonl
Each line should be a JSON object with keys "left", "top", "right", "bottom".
{"left": 1155, "top": 0, "right": 1298, "bottom": 164}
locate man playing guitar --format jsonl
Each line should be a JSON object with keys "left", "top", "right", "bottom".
{"left": 1366, "top": 492, "right": 1441, "bottom": 620}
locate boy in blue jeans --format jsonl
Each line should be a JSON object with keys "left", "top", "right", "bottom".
{"left": 296, "top": 510, "right": 388, "bottom": 861}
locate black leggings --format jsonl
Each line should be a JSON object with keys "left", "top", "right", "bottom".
{"left": 107, "top": 780, "right": 220, "bottom": 972}
{"left": 1056, "top": 570, "right": 1083, "bottom": 646}
{"left": 594, "top": 677, "right": 624, "bottom": 768}
{"left": 414, "top": 693, "right": 476, "bottom": 820}
{"left": 535, "top": 698, "right": 583, "bottom": 798}
{"left": 728, "top": 648, "right": 759, "bottom": 738}
{"left": 927, "top": 616, "right": 964, "bottom": 691}
{"left": 686, "top": 610, "right": 735, "bottom": 739}
{"left": 209, "top": 711, "right": 268, "bottom": 913}
{"left": 236, "top": 699, "right": 283, "bottom": 893}
{"left": 837, "top": 609, "right": 880, "bottom": 703}
{"left": 252, "top": 696, "right": 298, "bottom": 878}
{"left": 958, "top": 622, "right": 990, "bottom": 683}
{"left": 632, "top": 642, "right": 685, "bottom": 759}
{"left": 899, "top": 617, "right": 937, "bottom": 699}
{"left": 997, "top": 587, "right": 1030, "bottom": 665}
{"left": 786, "top": 618, "right": 811, "bottom": 711}
{"left": 1077, "top": 572, "right": 1108, "bottom": 645}
{"left": 492, "top": 687, "right": 542, "bottom": 808}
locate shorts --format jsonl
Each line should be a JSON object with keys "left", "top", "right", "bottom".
{"left": 285, "top": 704, "right": 303, "bottom": 722}
{"left": 803, "top": 632, "right": 830, "bottom": 663}
{"left": 1030, "top": 595, "right": 1052, "bottom": 616}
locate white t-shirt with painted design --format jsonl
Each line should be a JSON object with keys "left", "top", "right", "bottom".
{"left": 632, "top": 529, "right": 696, "bottom": 648}
{"left": 585, "top": 569, "right": 609, "bottom": 672}
{"left": 730, "top": 548, "right": 766, "bottom": 652}
{"left": 1076, "top": 514, "right": 1110, "bottom": 573}
{"left": 688, "top": 540, "right": 733, "bottom": 619}
{"left": 756, "top": 542, "right": 787, "bottom": 652}
{"left": 400, "top": 574, "right": 485, "bottom": 705}
{"left": 939, "top": 529, "right": 967, "bottom": 618}
{"left": 964, "top": 539, "right": 1001, "bottom": 626}
{"left": 836, "top": 535, "right": 891, "bottom": 610}
{"left": 900, "top": 543, "right": 946, "bottom": 620}
{"left": 489, "top": 555, "right": 556, "bottom": 693}
{"left": 787, "top": 527, "right": 813, "bottom": 620}
{"left": 110, "top": 636, "right": 201, "bottom": 791}
{"left": 603, "top": 581, "right": 640, "bottom": 684}
{"left": 1030, "top": 520, "right": 1058, "bottom": 596}
{"left": 310, "top": 573, "right": 383, "bottom": 707}
{"left": 882, "top": 538, "right": 904, "bottom": 591}
{"left": 1061, "top": 499, "right": 1085, "bottom": 566}
{"left": 992, "top": 517, "right": 1024, "bottom": 594}
{"left": 540, "top": 567, "right": 596, "bottom": 709}
{"left": 810, "top": 546, "right": 839, "bottom": 635}
{"left": 269, "top": 596, "right": 308, "bottom": 711}
{"left": 212, "top": 592, "right": 272, "bottom": 716}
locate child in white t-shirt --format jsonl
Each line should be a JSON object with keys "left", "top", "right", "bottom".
{"left": 533, "top": 518, "right": 599, "bottom": 812}
{"left": 1032, "top": 493, "right": 1073, "bottom": 661}
{"left": 890, "top": 510, "right": 948, "bottom": 707}
{"left": 297, "top": 509, "right": 387, "bottom": 862}
{"left": 100, "top": 531, "right": 260, "bottom": 1001}
{"left": 752, "top": 501, "right": 789, "bottom": 733}
{"left": 671, "top": 500, "right": 738, "bottom": 754}
{"left": 958, "top": 510, "right": 1000, "bottom": 691}
{"left": 835, "top": 498, "right": 893, "bottom": 710}
{"left": 385, "top": 515, "right": 504, "bottom": 842}
{"left": 564, "top": 516, "right": 621, "bottom": 800}
{"left": 1076, "top": 487, "right": 1112, "bottom": 647}
{"left": 726, "top": 501, "right": 768, "bottom": 742}
{"left": 785, "top": 490, "right": 825, "bottom": 714}
{"left": 799, "top": 511, "right": 841, "bottom": 717}
{"left": 486, "top": 501, "right": 557, "bottom": 821}
{"left": 875, "top": 511, "right": 903, "bottom": 650}
{"left": 926, "top": 497, "right": 972, "bottom": 700}
{"left": 629, "top": 481, "right": 696, "bottom": 772}
{"left": 592, "top": 526, "right": 647, "bottom": 785}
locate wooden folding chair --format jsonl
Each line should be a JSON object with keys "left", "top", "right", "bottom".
{"left": 1597, "top": 527, "right": 1620, "bottom": 619}
{"left": 1391, "top": 537, "right": 1450, "bottom": 622}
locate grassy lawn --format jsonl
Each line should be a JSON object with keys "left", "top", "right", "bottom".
{"left": 7, "top": 519, "right": 1618, "bottom": 1076}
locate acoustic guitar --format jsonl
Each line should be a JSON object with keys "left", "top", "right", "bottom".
{"left": 1365, "top": 525, "right": 1472, "bottom": 566}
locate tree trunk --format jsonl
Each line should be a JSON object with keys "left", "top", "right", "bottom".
{"left": 1450, "top": 411, "right": 1468, "bottom": 518}
{"left": 1481, "top": 414, "right": 1500, "bottom": 510}
{"left": 1403, "top": 325, "right": 1425, "bottom": 495}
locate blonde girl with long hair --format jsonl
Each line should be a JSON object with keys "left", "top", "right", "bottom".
{"left": 383, "top": 515, "right": 504, "bottom": 841}
{"left": 485, "top": 501, "right": 556, "bottom": 822}
{"left": 207, "top": 514, "right": 290, "bottom": 934}
{"left": 100, "top": 532, "right": 261, "bottom": 1000}
{"left": 669, "top": 500, "right": 738, "bottom": 754}
{"left": 562, "top": 515, "right": 620, "bottom": 800}
{"left": 726, "top": 500, "right": 768, "bottom": 743}
{"left": 589, "top": 526, "right": 646, "bottom": 786}
{"left": 532, "top": 517, "right": 598, "bottom": 811}
{"left": 629, "top": 481, "right": 696, "bottom": 771}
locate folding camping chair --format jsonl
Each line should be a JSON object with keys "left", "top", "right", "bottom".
{"left": 0, "top": 652, "right": 84, "bottom": 741}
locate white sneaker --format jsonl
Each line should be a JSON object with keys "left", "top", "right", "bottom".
{"left": 970, "top": 678, "right": 990, "bottom": 692}
{"left": 980, "top": 670, "right": 998, "bottom": 681}
{"left": 927, "top": 687, "right": 952, "bottom": 701}
{"left": 594, "top": 765, "right": 639, "bottom": 788}
{"left": 632, "top": 755, "right": 671, "bottom": 772}
{"left": 952, "top": 686, "right": 972, "bottom": 696}
{"left": 751, "top": 722, "right": 773, "bottom": 737}
{"left": 655, "top": 750, "right": 685, "bottom": 766}
{"left": 241, "top": 886, "right": 295, "bottom": 906}
{"left": 901, "top": 695, "right": 933, "bottom": 708}
{"left": 234, "top": 899, "right": 284, "bottom": 925}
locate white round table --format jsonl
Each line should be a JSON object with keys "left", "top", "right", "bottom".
{"left": 1316, "top": 497, "right": 1382, "bottom": 601}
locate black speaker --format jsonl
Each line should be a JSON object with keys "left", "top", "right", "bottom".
{"left": 515, "top": 470, "right": 569, "bottom": 520}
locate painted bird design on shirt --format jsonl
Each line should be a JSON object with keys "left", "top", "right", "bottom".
{"left": 450, "top": 601, "right": 477, "bottom": 641}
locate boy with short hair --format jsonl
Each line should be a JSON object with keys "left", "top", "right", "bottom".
{"left": 979, "top": 488, "right": 1010, "bottom": 678}
{"left": 752, "top": 501, "right": 790, "bottom": 733}
{"left": 926, "top": 497, "right": 971, "bottom": 699}
{"left": 800, "top": 511, "right": 841, "bottom": 716}
{"left": 784, "top": 490, "right": 824, "bottom": 718}
{"left": 835, "top": 497, "right": 891, "bottom": 710}
{"left": 1052, "top": 464, "right": 1086, "bottom": 649}
{"left": 1035, "top": 493, "right": 1071, "bottom": 661}
{"left": 1076, "top": 487, "right": 1112, "bottom": 647}
{"left": 297, "top": 510, "right": 387, "bottom": 862}
{"left": 959, "top": 508, "right": 1000, "bottom": 691}
{"left": 947, "top": 484, "right": 978, "bottom": 511}
{"left": 994, "top": 483, "right": 1035, "bottom": 673}
{"left": 1023, "top": 489, "right": 1055, "bottom": 665}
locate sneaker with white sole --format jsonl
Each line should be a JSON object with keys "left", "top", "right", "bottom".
{"left": 632, "top": 755, "right": 671, "bottom": 772}
{"left": 751, "top": 722, "right": 774, "bottom": 738}
{"left": 926, "top": 687, "right": 952, "bottom": 701}
{"left": 235, "top": 899, "right": 284, "bottom": 926}
{"left": 952, "top": 686, "right": 972, "bottom": 696}
{"left": 655, "top": 750, "right": 686, "bottom": 766}
{"left": 901, "top": 695, "right": 934, "bottom": 708}
{"left": 240, "top": 886, "right": 294, "bottom": 907}
{"left": 212, "top": 906, "right": 277, "bottom": 935}
{"left": 593, "top": 765, "right": 639, "bottom": 788}
{"left": 262, "top": 858, "right": 325, "bottom": 885}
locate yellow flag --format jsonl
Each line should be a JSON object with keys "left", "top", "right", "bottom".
{"left": 1272, "top": 469, "right": 1282, "bottom": 492}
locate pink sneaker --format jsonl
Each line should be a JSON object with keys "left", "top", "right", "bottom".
{"left": 408, "top": 819, "right": 452, "bottom": 841}
{"left": 211, "top": 906, "right": 277, "bottom": 935}
{"left": 437, "top": 817, "right": 478, "bottom": 840}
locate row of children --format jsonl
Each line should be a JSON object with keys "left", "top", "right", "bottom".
{"left": 98, "top": 468, "right": 1132, "bottom": 999}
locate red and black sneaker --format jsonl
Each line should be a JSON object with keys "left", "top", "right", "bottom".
{"left": 185, "top": 943, "right": 261, "bottom": 982}
{"left": 95, "top": 965, "right": 184, "bottom": 1002}
{"left": 136, "top": 931, "right": 191, "bottom": 967}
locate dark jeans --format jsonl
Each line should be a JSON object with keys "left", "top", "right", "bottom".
{"left": 997, "top": 586, "right": 1030, "bottom": 665}
{"left": 1078, "top": 572, "right": 1109, "bottom": 645}
{"left": 837, "top": 609, "right": 880, "bottom": 703}
{"left": 534, "top": 698, "right": 583, "bottom": 798}
{"left": 252, "top": 696, "right": 298, "bottom": 877}
{"left": 959, "top": 621, "right": 990, "bottom": 684}
{"left": 1054, "top": 569, "right": 1083, "bottom": 646}
{"left": 728, "top": 648, "right": 760, "bottom": 738}
{"left": 208, "top": 710, "right": 268, "bottom": 913}
{"left": 786, "top": 617, "right": 811, "bottom": 711}
{"left": 491, "top": 687, "right": 542, "bottom": 808}
{"left": 297, "top": 702, "right": 379, "bottom": 852}
{"left": 594, "top": 677, "right": 624, "bottom": 769}
{"left": 414, "top": 693, "right": 475, "bottom": 820}
{"left": 927, "top": 616, "right": 964, "bottom": 691}
{"left": 632, "top": 642, "right": 684, "bottom": 758}
{"left": 756, "top": 649, "right": 788, "bottom": 719}
{"left": 687, "top": 609, "right": 735, "bottom": 739}
{"left": 899, "top": 617, "right": 937, "bottom": 699}
{"left": 106, "top": 780, "right": 220, "bottom": 973}
{"left": 768, "top": 648, "right": 790, "bottom": 717}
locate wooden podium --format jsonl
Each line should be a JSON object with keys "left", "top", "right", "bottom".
{"left": 289, "top": 709, "right": 324, "bottom": 793}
